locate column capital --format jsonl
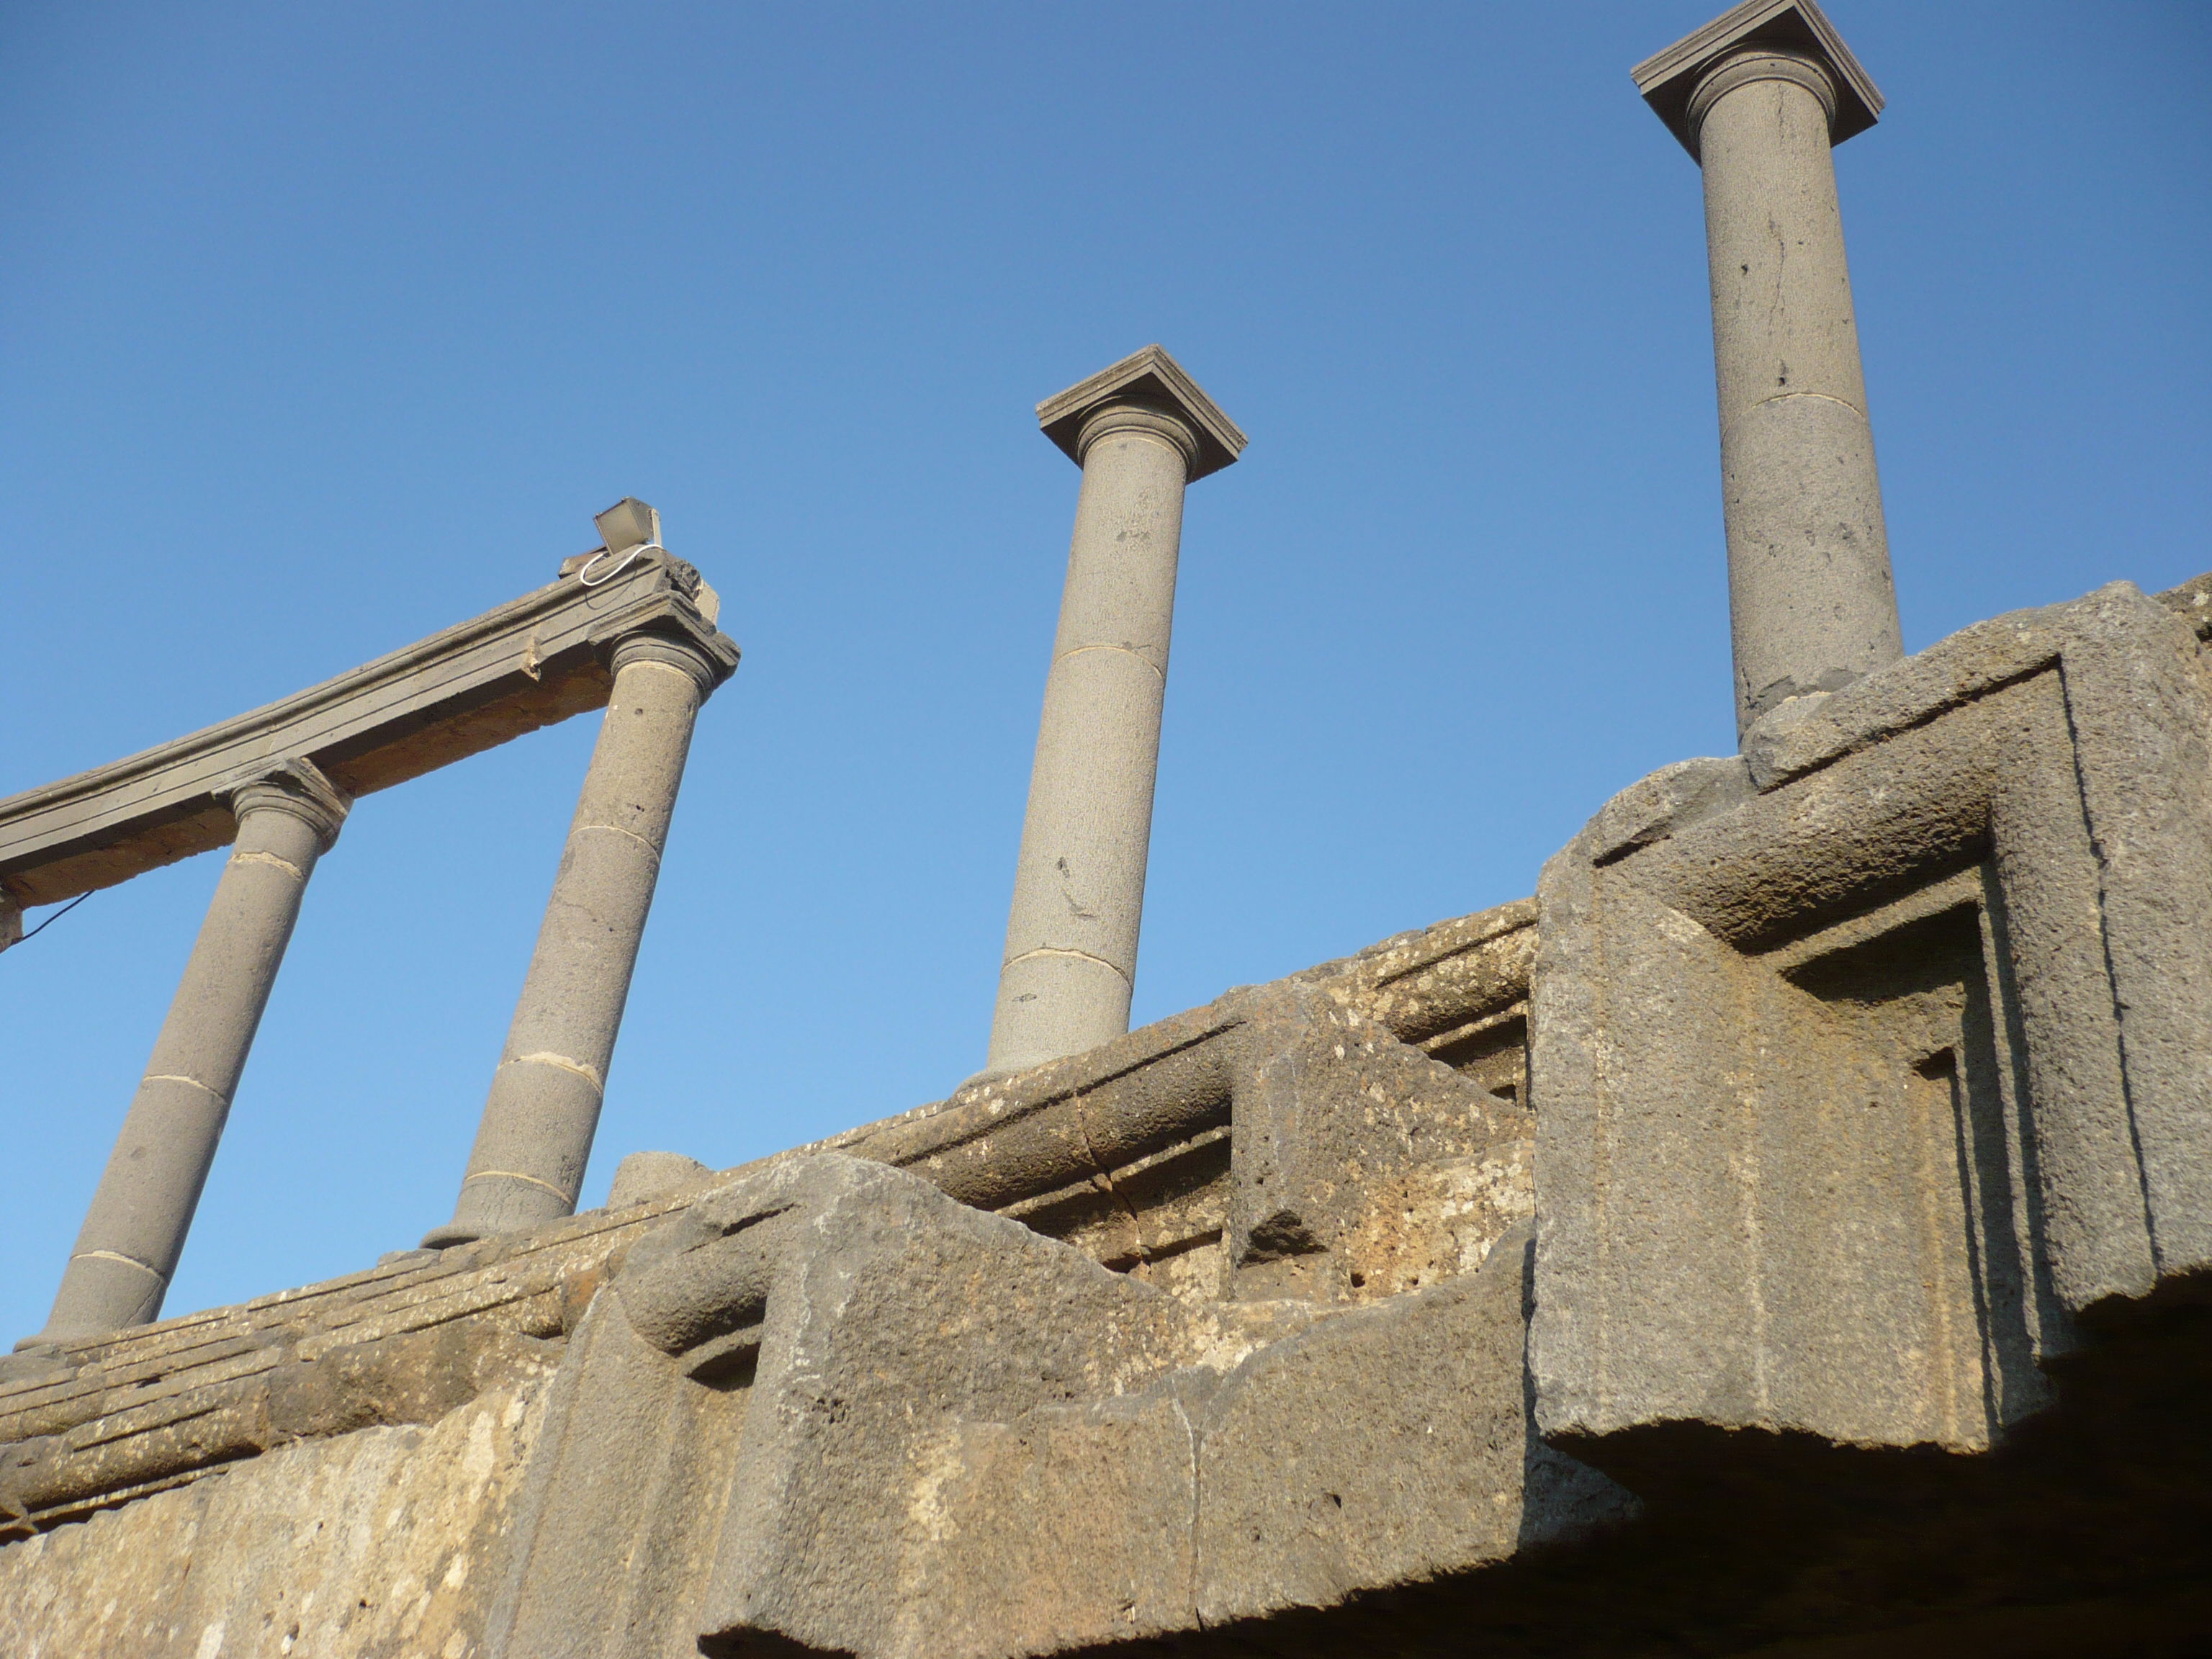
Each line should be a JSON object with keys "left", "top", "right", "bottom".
{"left": 608, "top": 626, "right": 738, "bottom": 699}
{"left": 1633, "top": 0, "right": 1883, "bottom": 160}
{"left": 1074, "top": 403, "right": 1204, "bottom": 475}
{"left": 1037, "top": 345, "right": 1247, "bottom": 482}
{"left": 222, "top": 757, "right": 352, "bottom": 852}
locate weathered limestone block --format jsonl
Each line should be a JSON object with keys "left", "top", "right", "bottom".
{"left": 0, "top": 1374, "right": 549, "bottom": 1659}
{"left": 1227, "top": 984, "right": 1534, "bottom": 1303}
{"left": 826, "top": 899, "right": 1539, "bottom": 1305}
{"left": 0, "top": 899, "right": 1537, "bottom": 1555}
{"left": 1530, "top": 580, "right": 2212, "bottom": 1458}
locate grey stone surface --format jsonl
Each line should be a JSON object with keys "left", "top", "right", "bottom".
{"left": 0, "top": 1373, "right": 550, "bottom": 1659}
{"left": 1225, "top": 983, "right": 1532, "bottom": 1303}
{"left": 27, "top": 762, "right": 352, "bottom": 1345}
{"left": 0, "top": 896, "right": 1536, "bottom": 1541}
{"left": 0, "top": 1195, "right": 683, "bottom": 1538}
{"left": 606, "top": 1148, "right": 712, "bottom": 1209}
{"left": 1529, "top": 579, "right": 2212, "bottom": 1455}
{"left": 844, "top": 899, "right": 1537, "bottom": 1297}
{"left": 484, "top": 1156, "right": 1619, "bottom": 1659}
{"left": 987, "top": 348, "right": 1244, "bottom": 1075}
{"left": 1197, "top": 1225, "right": 1631, "bottom": 1628}
{"left": 0, "top": 538, "right": 732, "bottom": 912}
{"left": 1639, "top": 1, "right": 1901, "bottom": 739}
{"left": 1035, "top": 342, "right": 1249, "bottom": 481}
{"left": 431, "top": 628, "right": 734, "bottom": 1246}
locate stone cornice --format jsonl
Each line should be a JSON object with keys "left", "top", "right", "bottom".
{"left": 1037, "top": 345, "right": 1247, "bottom": 482}
{"left": 1633, "top": 0, "right": 1884, "bottom": 158}
{"left": 0, "top": 550, "right": 738, "bottom": 909}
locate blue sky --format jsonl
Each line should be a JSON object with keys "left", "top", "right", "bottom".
{"left": 3, "top": 1, "right": 2206, "bottom": 1339}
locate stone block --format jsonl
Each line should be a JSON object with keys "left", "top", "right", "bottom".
{"left": 1530, "top": 580, "right": 2212, "bottom": 1457}
{"left": 1197, "top": 1224, "right": 1631, "bottom": 1627}
{"left": 1226, "top": 984, "right": 1534, "bottom": 1303}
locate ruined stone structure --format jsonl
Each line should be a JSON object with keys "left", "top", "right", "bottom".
{"left": 4, "top": 3, "right": 2209, "bottom": 1654}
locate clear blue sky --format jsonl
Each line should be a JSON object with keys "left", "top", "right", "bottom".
{"left": 4, "top": 2, "right": 2206, "bottom": 1339}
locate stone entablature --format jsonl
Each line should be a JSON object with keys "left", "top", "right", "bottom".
{"left": 9, "top": 500, "right": 741, "bottom": 1346}
{"left": 0, "top": 532, "right": 727, "bottom": 917}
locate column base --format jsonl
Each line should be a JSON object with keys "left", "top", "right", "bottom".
{"left": 35, "top": 1252, "right": 169, "bottom": 1344}
{"left": 425, "top": 1169, "right": 577, "bottom": 1249}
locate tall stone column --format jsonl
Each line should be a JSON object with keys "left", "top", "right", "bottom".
{"left": 986, "top": 346, "right": 1245, "bottom": 1075}
{"left": 427, "top": 624, "right": 734, "bottom": 1246}
{"left": 1635, "top": 0, "right": 1899, "bottom": 740}
{"left": 27, "top": 760, "right": 351, "bottom": 1344}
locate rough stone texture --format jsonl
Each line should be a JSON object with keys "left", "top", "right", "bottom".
{"left": 0, "top": 1197, "right": 673, "bottom": 1536}
{"left": 1529, "top": 579, "right": 2212, "bottom": 1457}
{"left": 485, "top": 1159, "right": 1621, "bottom": 1659}
{"left": 0, "top": 894, "right": 1533, "bottom": 1501}
{"left": 0, "top": 1375, "right": 549, "bottom": 1659}
{"left": 1194, "top": 1225, "right": 1629, "bottom": 1629}
{"left": 1225, "top": 984, "right": 1531, "bottom": 1303}
{"left": 606, "top": 1149, "right": 712, "bottom": 1208}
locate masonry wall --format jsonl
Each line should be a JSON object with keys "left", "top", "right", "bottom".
{"left": 1, "top": 1377, "right": 548, "bottom": 1659}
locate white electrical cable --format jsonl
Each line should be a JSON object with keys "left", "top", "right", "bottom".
{"left": 577, "top": 540, "right": 666, "bottom": 588}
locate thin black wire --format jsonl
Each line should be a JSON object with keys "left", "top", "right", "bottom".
{"left": 12, "top": 892, "right": 89, "bottom": 947}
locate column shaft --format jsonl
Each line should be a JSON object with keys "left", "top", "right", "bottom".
{"left": 988, "top": 406, "right": 1195, "bottom": 1074}
{"left": 32, "top": 765, "right": 347, "bottom": 1343}
{"left": 430, "top": 636, "right": 711, "bottom": 1244}
{"left": 1696, "top": 50, "right": 1901, "bottom": 737}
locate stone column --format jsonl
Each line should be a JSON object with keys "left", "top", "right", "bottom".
{"left": 1635, "top": 0, "right": 1899, "bottom": 740}
{"left": 426, "top": 626, "right": 732, "bottom": 1246}
{"left": 986, "top": 346, "right": 1245, "bottom": 1075}
{"left": 27, "top": 761, "right": 351, "bottom": 1344}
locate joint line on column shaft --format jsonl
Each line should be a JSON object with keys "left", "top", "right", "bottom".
{"left": 503, "top": 1051, "right": 606, "bottom": 1091}
{"left": 1747, "top": 389, "right": 1866, "bottom": 420}
{"left": 140, "top": 1074, "right": 231, "bottom": 1106}
{"left": 228, "top": 849, "right": 308, "bottom": 882}
{"left": 1053, "top": 642, "right": 1166, "bottom": 684}
{"left": 68, "top": 1249, "right": 160, "bottom": 1274}
{"left": 1004, "top": 945, "right": 1134, "bottom": 988}
{"left": 459, "top": 1168, "right": 577, "bottom": 1202}
{"left": 572, "top": 822, "right": 664, "bottom": 862}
